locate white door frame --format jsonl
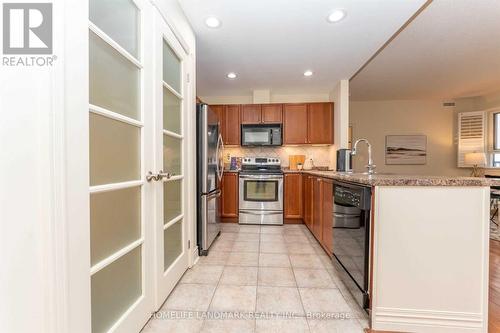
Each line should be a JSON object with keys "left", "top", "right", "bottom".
{"left": 57, "top": 0, "right": 91, "bottom": 332}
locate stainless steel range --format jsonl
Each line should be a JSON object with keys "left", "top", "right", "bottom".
{"left": 239, "top": 157, "right": 283, "bottom": 225}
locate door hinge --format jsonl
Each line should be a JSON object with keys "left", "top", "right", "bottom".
{"left": 188, "top": 240, "right": 191, "bottom": 249}
{"left": 186, "top": 73, "right": 190, "bottom": 83}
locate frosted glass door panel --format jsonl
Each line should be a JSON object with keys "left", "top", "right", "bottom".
{"left": 163, "top": 135, "right": 181, "bottom": 176}
{"left": 91, "top": 246, "right": 142, "bottom": 333}
{"left": 90, "top": 187, "right": 141, "bottom": 265}
{"left": 164, "top": 220, "right": 182, "bottom": 271}
{"left": 163, "top": 179, "right": 182, "bottom": 223}
{"left": 162, "top": 42, "right": 181, "bottom": 93}
{"left": 90, "top": 113, "right": 140, "bottom": 186}
{"left": 163, "top": 87, "right": 181, "bottom": 134}
{"left": 89, "top": 0, "right": 139, "bottom": 58}
{"left": 90, "top": 31, "right": 140, "bottom": 120}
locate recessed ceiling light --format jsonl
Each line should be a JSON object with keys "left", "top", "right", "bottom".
{"left": 227, "top": 72, "right": 237, "bottom": 79}
{"left": 327, "top": 9, "right": 346, "bottom": 23}
{"left": 303, "top": 70, "right": 313, "bottom": 77}
{"left": 205, "top": 16, "right": 221, "bottom": 28}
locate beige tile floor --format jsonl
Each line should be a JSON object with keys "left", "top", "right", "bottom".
{"left": 142, "top": 223, "right": 368, "bottom": 333}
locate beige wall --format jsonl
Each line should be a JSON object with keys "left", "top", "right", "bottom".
{"left": 480, "top": 91, "right": 500, "bottom": 110}
{"left": 350, "top": 100, "right": 469, "bottom": 176}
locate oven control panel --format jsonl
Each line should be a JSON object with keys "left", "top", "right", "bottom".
{"left": 242, "top": 157, "right": 281, "bottom": 165}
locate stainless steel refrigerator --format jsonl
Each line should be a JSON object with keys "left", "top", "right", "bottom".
{"left": 196, "top": 103, "right": 223, "bottom": 255}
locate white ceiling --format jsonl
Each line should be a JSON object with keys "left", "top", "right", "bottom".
{"left": 350, "top": 0, "right": 500, "bottom": 101}
{"left": 179, "top": 0, "right": 427, "bottom": 96}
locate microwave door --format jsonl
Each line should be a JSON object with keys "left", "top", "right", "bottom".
{"left": 244, "top": 129, "right": 269, "bottom": 146}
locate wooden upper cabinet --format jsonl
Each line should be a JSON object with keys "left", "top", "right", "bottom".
{"left": 224, "top": 105, "right": 240, "bottom": 146}
{"left": 262, "top": 104, "right": 282, "bottom": 123}
{"left": 221, "top": 173, "right": 239, "bottom": 218}
{"left": 321, "top": 179, "right": 333, "bottom": 255}
{"left": 210, "top": 105, "right": 225, "bottom": 140}
{"left": 308, "top": 102, "right": 333, "bottom": 144}
{"left": 284, "top": 173, "right": 303, "bottom": 220}
{"left": 283, "top": 104, "right": 308, "bottom": 144}
{"left": 241, "top": 104, "right": 283, "bottom": 124}
{"left": 241, "top": 104, "right": 262, "bottom": 124}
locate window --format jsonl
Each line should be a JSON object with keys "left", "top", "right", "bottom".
{"left": 493, "top": 153, "right": 500, "bottom": 167}
{"left": 494, "top": 113, "right": 500, "bottom": 150}
{"left": 492, "top": 113, "right": 500, "bottom": 167}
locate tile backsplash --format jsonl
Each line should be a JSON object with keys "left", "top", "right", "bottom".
{"left": 223, "top": 146, "right": 335, "bottom": 168}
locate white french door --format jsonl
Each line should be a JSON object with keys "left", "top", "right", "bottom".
{"left": 87, "top": 0, "right": 190, "bottom": 331}
{"left": 153, "top": 11, "right": 190, "bottom": 308}
{"left": 88, "top": 0, "right": 153, "bottom": 332}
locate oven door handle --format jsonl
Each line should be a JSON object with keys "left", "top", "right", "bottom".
{"left": 239, "top": 175, "right": 283, "bottom": 180}
{"left": 239, "top": 210, "right": 283, "bottom": 215}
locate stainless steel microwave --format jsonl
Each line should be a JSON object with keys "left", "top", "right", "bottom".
{"left": 241, "top": 124, "right": 282, "bottom": 146}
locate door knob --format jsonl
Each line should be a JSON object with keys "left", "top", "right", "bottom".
{"left": 146, "top": 170, "right": 171, "bottom": 182}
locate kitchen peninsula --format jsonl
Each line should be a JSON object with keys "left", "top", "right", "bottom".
{"left": 286, "top": 170, "right": 490, "bottom": 333}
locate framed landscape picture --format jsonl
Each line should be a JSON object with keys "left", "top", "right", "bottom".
{"left": 385, "top": 135, "right": 427, "bottom": 165}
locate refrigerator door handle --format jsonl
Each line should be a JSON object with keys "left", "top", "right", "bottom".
{"left": 207, "top": 189, "right": 221, "bottom": 200}
{"left": 220, "top": 134, "right": 224, "bottom": 179}
{"left": 216, "top": 133, "right": 224, "bottom": 182}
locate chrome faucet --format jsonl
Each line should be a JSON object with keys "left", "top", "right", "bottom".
{"left": 351, "top": 139, "right": 376, "bottom": 175}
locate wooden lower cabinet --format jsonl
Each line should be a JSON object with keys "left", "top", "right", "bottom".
{"left": 220, "top": 173, "right": 238, "bottom": 220}
{"left": 321, "top": 179, "right": 333, "bottom": 253}
{"left": 312, "top": 177, "right": 323, "bottom": 240}
{"left": 284, "top": 173, "right": 303, "bottom": 221}
{"left": 303, "top": 175, "right": 313, "bottom": 229}
{"left": 303, "top": 175, "right": 333, "bottom": 256}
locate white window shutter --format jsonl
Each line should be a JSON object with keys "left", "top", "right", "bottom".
{"left": 457, "top": 111, "right": 486, "bottom": 167}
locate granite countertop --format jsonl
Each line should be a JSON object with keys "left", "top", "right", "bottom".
{"left": 284, "top": 169, "right": 495, "bottom": 187}
{"left": 224, "top": 168, "right": 493, "bottom": 186}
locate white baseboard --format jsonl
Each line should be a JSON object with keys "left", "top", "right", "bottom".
{"left": 190, "top": 246, "right": 199, "bottom": 267}
{"left": 373, "top": 307, "right": 486, "bottom": 333}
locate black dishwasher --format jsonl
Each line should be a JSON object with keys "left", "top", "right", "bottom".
{"left": 331, "top": 181, "right": 372, "bottom": 311}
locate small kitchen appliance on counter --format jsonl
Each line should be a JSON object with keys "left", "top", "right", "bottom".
{"left": 336, "top": 149, "right": 352, "bottom": 172}
{"left": 239, "top": 157, "right": 283, "bottom": 225}
{"left": 303, "top": 158, "right": 314, "bottom": 170}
